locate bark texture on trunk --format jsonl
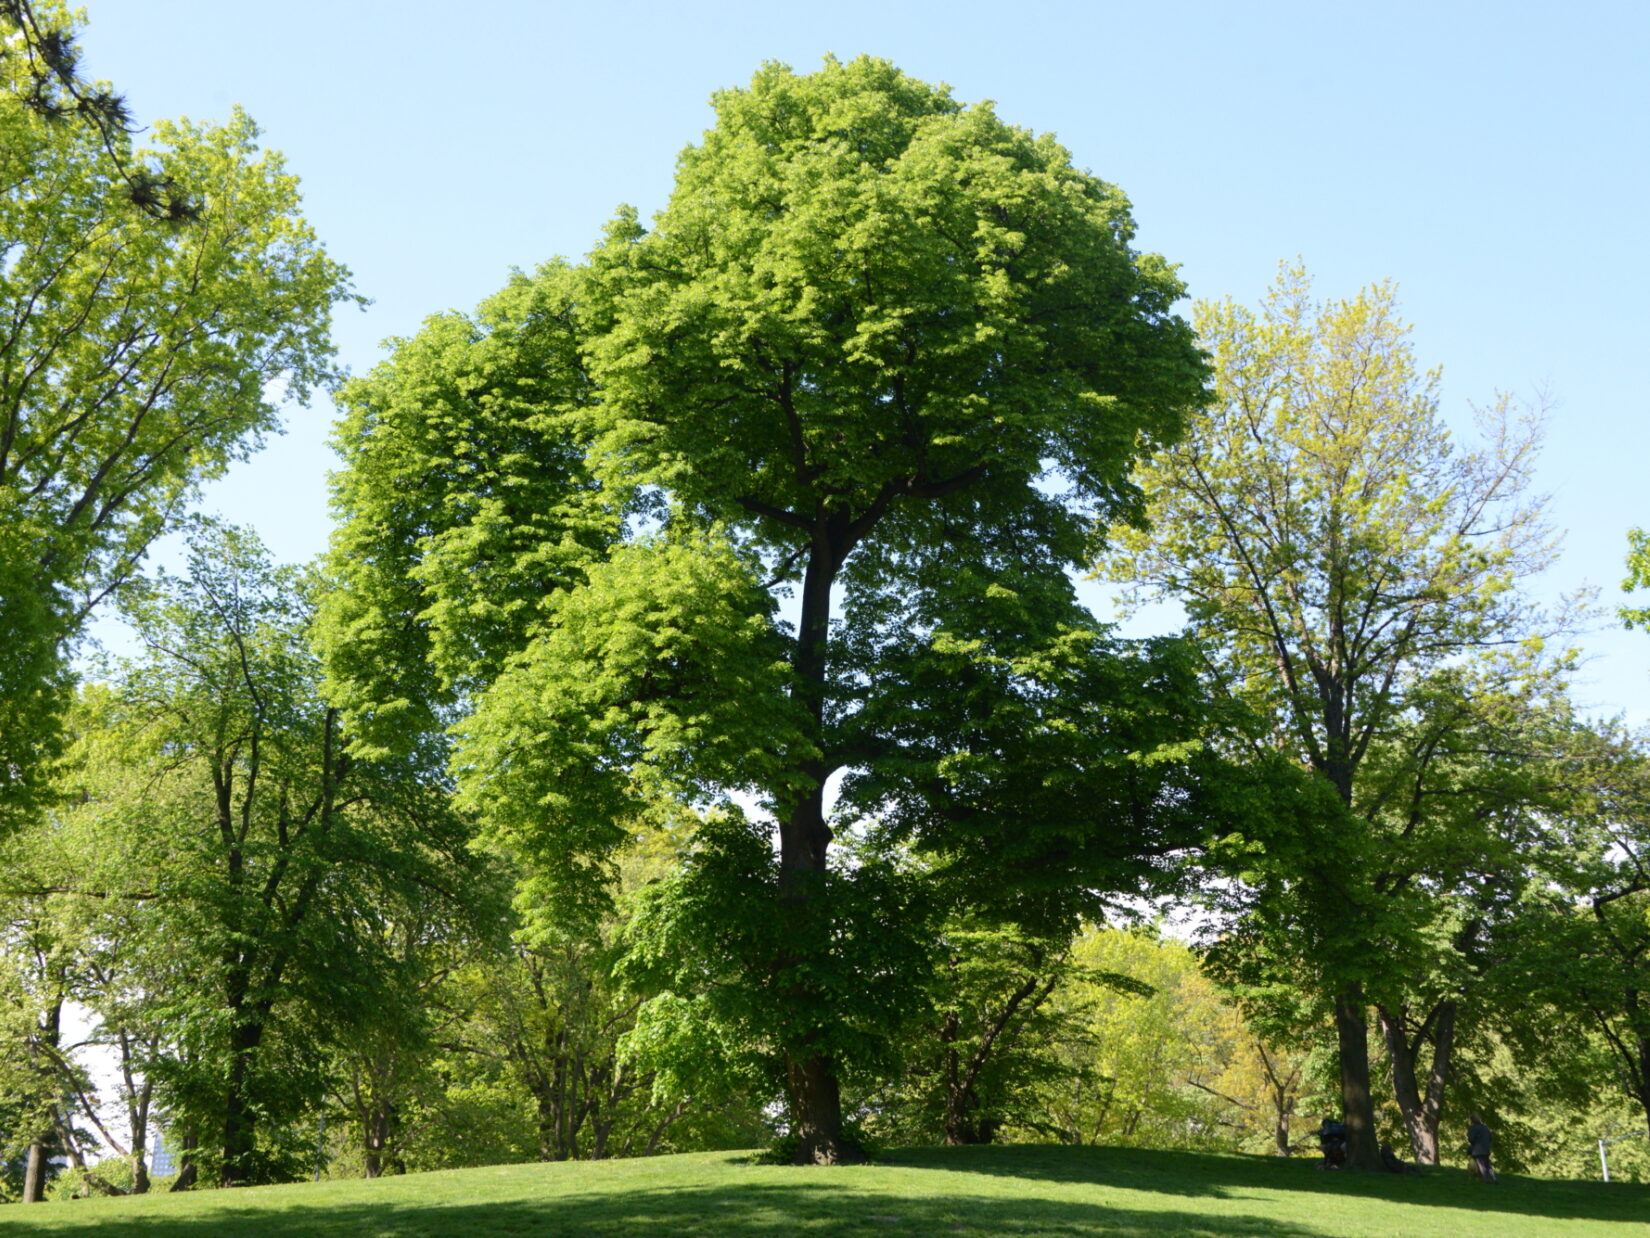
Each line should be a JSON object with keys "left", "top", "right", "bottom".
{"left": 1636, "top": 1030, "right": 1650, "bottom": 1138}
{"left": 1255, "top": 1041, "right": 1301, "bottom": 1156}
{"left": 170, "top": 1130, "right": 198, "bottom": 1191}
{"left": 785, "top": 1051, "right": 862, "bottom": 1164}
{"left": 21, "top": 1142, "right": 47, "bottom": 1203}
{"left": 1335, "top": 985, "right": 1381, "bottom": 1171}
{"left": 363, "top": 1101, "right": 402, "bottom": 1177}
{"left": 219, "top": 1017, "right": 267, "bottom": 1187}
{"left": 20, "top": 997, "right": 63, "bottom": 1202}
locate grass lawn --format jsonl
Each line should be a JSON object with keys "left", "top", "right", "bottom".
{"left": 0, "top": 1144, "right": 1645, "bottom": 1237}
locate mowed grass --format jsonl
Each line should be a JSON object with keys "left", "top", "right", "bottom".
{"left": 0, "top": 1144, "right": 1645, "bottom": 1237}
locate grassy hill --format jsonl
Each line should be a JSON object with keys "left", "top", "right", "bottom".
{"left": 0, "top": 1145, "right": 1645, "bottom": 1237}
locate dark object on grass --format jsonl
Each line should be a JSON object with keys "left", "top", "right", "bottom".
{"left": 1380, "top": 1144, "right": 1420, "bottom": 1175}
{"left": 1316, "top": 1118, "right": 1348, "bottom": 1170}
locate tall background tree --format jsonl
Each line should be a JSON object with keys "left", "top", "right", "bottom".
{"left": 6, "top": 528, "right": 482, "bottom": 1190}
{"left": 322, "top": 55, "right": 1210, "bottom": 1162}
{"left": 0, "top": 0, "right": 355, "bottom": 824}
{"left": 1108, "top": 263, "right": 1559, "bottom": 1169}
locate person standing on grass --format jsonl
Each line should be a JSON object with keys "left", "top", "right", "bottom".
{"left": 1466, "top": 1114, "right": 1497, "bottom": 1182}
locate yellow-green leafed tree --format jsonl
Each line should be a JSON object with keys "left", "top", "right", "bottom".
{"left": 1106, "top": 263, "right": 1558, "bottom": 1170}
{"left": 0, "top": 1, "right": 355, "bottom": 827}
{"left": 1036, "top": 928, "right": 1308, "bottom": 1153}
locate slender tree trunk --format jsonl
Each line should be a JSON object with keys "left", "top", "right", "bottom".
{"left": 54, "top": 1108, "right": 123, "bottom": 1196}
{"left": 643, "top": 1099, "right": 689, "bottom": 1156}
{"left": 1637, "top": 1031, "right": 1650, "bottom": 1137}
{"left": 940, "top": 1007, "right": 971, "bottom": 1145}
{"left": 1256, "top": 1042, "right": 1298, "bottom": 1155}
{"left": 363, "top": 1101, "right": 400, "bottom": 1178}
{"left": 775, "top": 525, "right": 855, "bottom": 1164}
{"left": 121, "top": 1037, "right": 154, "bottom": 1194}
{"left": 21, "top": 1141, "right": 48, "bottom": 1203}
{"left": 19, "top": 992, "right": 68, "bottom": 1202}
{"left": 1379, "top": 1000, "right": 1454, "bottom": 1165}
{"left": 535, "top": 1084, "right": 559, "bottom": 1162}
{"left": 1335, "top": 985, "right": 1380, "bottom": 1171}
{"left": 1381, "top": 1005, "right": 1423, "bottom": 1157}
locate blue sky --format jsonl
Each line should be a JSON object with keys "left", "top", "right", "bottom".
{"left": 77, "top": 0, "right": 1650, "bottom": 718}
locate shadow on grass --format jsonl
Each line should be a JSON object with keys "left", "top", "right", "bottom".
{"left": 887, "top": 1143, "right": 1650, "bottom": 1228}
{"left": 0, "top": 1181, "right": 1326, "bottom": 1238}
{"left": 8, "top": 1147, "right": 1648, "bottom": 1237}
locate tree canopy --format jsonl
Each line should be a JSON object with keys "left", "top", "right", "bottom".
{"left": 1107, "top": 263, "right": 1560, "bottom": 1170}
{"left": 0, "top": 1, "right": 355, "bottom": 823}
{"left": 323, "top": 55, "right": 1214, "bottom": 1163}
{"left": 4, "top": 527, "right": 480, "bottom": 1188}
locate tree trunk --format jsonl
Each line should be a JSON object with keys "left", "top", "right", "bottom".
{"left": 944, "top": 1078, "right": 989, "bottom": 1145}
{"left": 1379, "top": 999, "right": 1454, "bottom": 1165}
{"left": 220, "top": 1017, "right": 265, "bottom": 1187}
{"left": 643, "top": 1099, "right": 689, "bottom": 1156}
{"left": 20, "top": 995, "right": 64, "bottom": 1202}
{"left": 128, "top": 1080, "right": 152, "bottom": 1195}
{"left": 118, "top": 1033, "right": 155, "bottom": 1193}
{"left": 1256, "top": 1042, "right": 1299, "bottom": 1156}
{"left": 171, "top": 1131, "right": 198, "bottom": 1191}
{"left": 54, "top": 1109, "right": 123, "bottom": 1197}
{"left": 21, "top": 1141, "right": 48, "bottom": 1203}
{"left": 1636, "top": 1031, "right": 1650, "bottom": 1138}
{"left": 775, "top": 526, "right": 853, "bottom": 1164}
{"left": 536, "top": 1086, "right": 560, "bottom": 1162}
{"left": 1335, "top": 985, "right": 1380, "bottom": 1171}
{"left": 363, "top": 1101, "right": 399, "bottom": 1178}
{"left": 940, "top": 1010, "right": 978, "bottom": 1145}
{"left": 785, "top": 1050, "right": 860, "bottom": 1164}
{"left": 363, "top": 1102, "right": 391, "bottom": 1181}
{"left": 946, "top": 1108, "right": 997, "bottom": 1145}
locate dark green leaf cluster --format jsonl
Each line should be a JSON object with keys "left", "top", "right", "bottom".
{"left": 22, "top": 526, "right": 488, "bottom": 1186}
{"left": 620, "top": 812, "right": 935, "bottom": 1098}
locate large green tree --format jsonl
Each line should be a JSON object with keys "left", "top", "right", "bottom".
{"left": 322, "top": 56, "right": 1209, "bottom": 1162}
{"left": 0, "top": 1, "right": 354, "bottom": 823}
{"left": 1108, "top": 263, "right": 1557, "bottom": 1170}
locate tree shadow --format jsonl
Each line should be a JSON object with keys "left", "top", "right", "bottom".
{"left": 0, "top": 1183, "right": 1328, "bottom": 1237}
{"left": 886, "top": 1144, "right": 1650, "bottom": 1227}
{"left": 7, "top": 1147, "right": 1647, "bottom": 1236}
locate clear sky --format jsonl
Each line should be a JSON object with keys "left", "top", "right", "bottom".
{"left": 73, "top": 0, "right": 1650, "bottom": 719}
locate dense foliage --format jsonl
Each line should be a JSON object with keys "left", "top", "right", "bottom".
{"left": 321, "top": 55, "right": 1219, "bottom": 1163}
{"left": 0, "top": 0, "right": 355, "bottom": 830}
{"left": 1106, "top": 263, "right": 1565, "bottom": 1169}
{"left": 5, "top": 24, "right": 1650, "bottom": 1203}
